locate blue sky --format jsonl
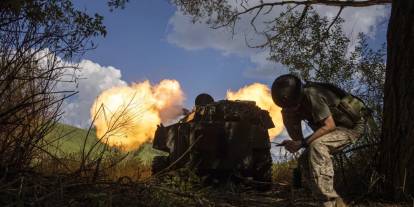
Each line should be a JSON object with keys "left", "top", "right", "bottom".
{"left": 73, "top": 0, "right": 262, "bottom": 106}
{"left": 63, "top": 0, "right": 389, "bottom": 128}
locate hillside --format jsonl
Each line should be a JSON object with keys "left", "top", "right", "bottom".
{"left": 45, "top": 123, "right": 102, "bottom": 155}
{"left": 45, "top": 123, "right": 163, "bottom": 165}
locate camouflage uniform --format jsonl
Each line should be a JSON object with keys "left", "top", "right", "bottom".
{"left": 282, "top": 85, "right": 365, "bottom": 207}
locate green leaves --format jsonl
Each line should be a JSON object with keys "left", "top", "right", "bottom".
{"left": 267, "top": 7, "right": 351, "bottom": 83}
{"left": 0, "top": 0, "right": 107, "bottom": 59}
{"left": 107, "top": 0, "right": 129, "bottom": 11}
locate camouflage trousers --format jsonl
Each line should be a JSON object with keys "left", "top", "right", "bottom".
{"left": 298, "top": 127, "right": 361, "bottom": 207}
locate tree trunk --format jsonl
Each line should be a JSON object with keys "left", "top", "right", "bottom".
{"left": 380, "top": 0, "right": 414, "bottom": 200}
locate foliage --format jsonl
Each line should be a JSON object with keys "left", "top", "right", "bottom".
{"left": 349, "top": 34, "right": 386, "bottom": 122}
{"left": 172, "top": 0, "right": 236, "bottom": 25}
{"left": 107, "top": 0, "right": 130, "bottom": 11}
{"left": 266, "top": 7, "right": 386, "bottom": 121}
{"left": 0, "top": 0, "right": 107, "bottom": 172}
{"left": 272, "top": 160, "right": 296, "bottom": 184}
{"left": 267, "top": 7, "right": 351, "bottom": 83}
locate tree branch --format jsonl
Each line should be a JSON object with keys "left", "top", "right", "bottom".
{"left": 325, "top": 6, "right": 344, "bottom": 37}
{"left": 250, "top": 6, "right": 263, "bottom": 33}
{"left": 238, "top": 0, "right": 391, "bottom": 17}
{"left": 294, "top": 5, "right": 310, "bottom": 29}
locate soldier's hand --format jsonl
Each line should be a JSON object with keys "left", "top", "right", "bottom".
{"left": 283, "top": 140, "right": 302, "bottom": 153}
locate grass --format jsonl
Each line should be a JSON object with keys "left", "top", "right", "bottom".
{"left": 44, "top": 123, "right": 164, "bottom": 164}
{"left": 44, "top": 123, "right": 103, "bottom": 156}
{"left": 39, "top": 123, "right": 166, "bottom": 182}
{"left": 272, "top": 160, "right": 297, "bottom": 184}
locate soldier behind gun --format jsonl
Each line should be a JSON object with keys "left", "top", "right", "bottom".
{"left": 271, "top": 74, "right": 370, "bottom": 207}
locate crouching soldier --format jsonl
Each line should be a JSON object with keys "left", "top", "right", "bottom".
{"left": 271, "top": 74, "right": 369, "bottom": 207}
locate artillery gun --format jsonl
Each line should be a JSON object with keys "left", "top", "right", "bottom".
{"left": 152, "top": 99, "right": 275, "bottom": 184}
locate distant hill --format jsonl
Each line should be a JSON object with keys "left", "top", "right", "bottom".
{"left": 45, "top": 123, "right": 102, "bottom": 155}
{"left": 45, "top": 123, "right": 165, "bottom": 165}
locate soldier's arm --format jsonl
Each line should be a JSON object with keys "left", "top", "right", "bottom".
{"left": 305, "top": 115, "right": 336, "bottom": 145}
{"left": 282, "top": 111, "right": 304, "bottom": 141}
{"left": 304, "top": 92, "right": 336, "bottom": 145}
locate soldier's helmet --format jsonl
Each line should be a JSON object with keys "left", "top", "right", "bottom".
{"left": 195, "top": 93, "right": 214, "bottom": 106}
{"left": 271, "top": 74, "right": 304, "bottom": 108}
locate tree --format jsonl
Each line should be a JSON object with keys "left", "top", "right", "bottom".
{"left": 380, "top": 0, "right": 414, "bottom": 199}
{"left": 172, "top": 0, "right": 414, "bottom": 200}
{"left": 0, "top": 0, "right": 106, "bottom": 171}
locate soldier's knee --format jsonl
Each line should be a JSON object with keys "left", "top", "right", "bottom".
{"left": 307, "top": 138, "right": 330, "bottom": 162}
{"left": 308, "top": 138, "right": 323, "bottom": 152}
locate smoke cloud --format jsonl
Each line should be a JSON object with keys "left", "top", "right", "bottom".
{"left": 90, "top": 80, "right": 185, "bottom": 151}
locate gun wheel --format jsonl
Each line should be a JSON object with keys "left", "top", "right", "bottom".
{"left": 151, "top": 156, "right": 169, "bottom": 175}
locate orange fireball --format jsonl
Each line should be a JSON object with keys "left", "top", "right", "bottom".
{"left": 90, "top": 80, "right": 185, "bottom": 151}
{"left": 226, "top": 83, "right": 284, "bottom": 139}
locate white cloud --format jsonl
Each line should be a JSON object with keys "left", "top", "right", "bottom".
{"left": 167, "top": 12, "right": 250, "bottom": 56}
{"left": 243, "top": 51, "right": 288, "bottom": 80}
{"left": 315, "top": 5, "right": 389, "bottom": 47}
{"left": 58, "top": 60, "right": 127, "bottom": 128}
{"left": 167, "top": 3, "right": 389, "bottom": 79}
{"left": 167, "top": 10, "right": 283, "bottom": 79}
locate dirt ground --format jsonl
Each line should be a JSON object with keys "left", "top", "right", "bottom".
{"left": 198, "top": 182, "right": 411, "bottom": 207}
{"left": 1, "top": 172, "right": 410, "bottom": 206}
